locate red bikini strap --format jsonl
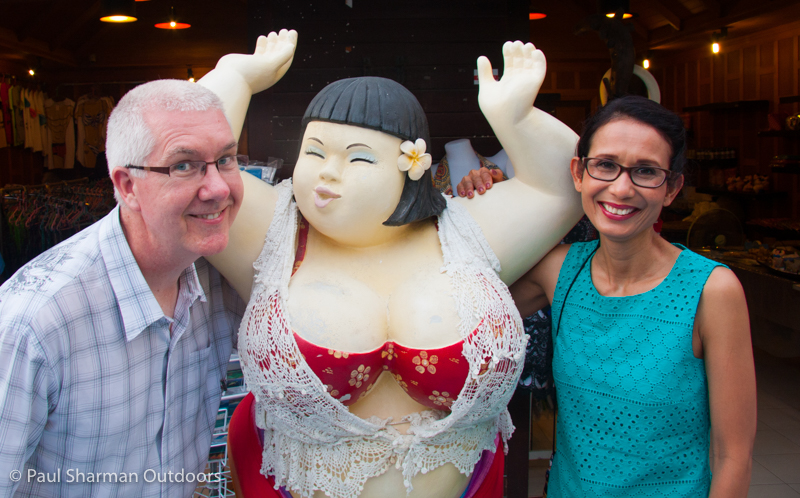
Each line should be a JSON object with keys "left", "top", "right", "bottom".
{"left": 292, "top": 215, "right": 310, "bottom": 277}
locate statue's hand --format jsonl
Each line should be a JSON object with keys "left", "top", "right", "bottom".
{"left": 477, "top": 41, "right": 546, "bottom": 125}
{"left": 214, "top": 29, "right": 297, "bottom": 94}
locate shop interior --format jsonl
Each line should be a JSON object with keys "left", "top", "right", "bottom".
{"left": 1, "top": 0, "right": 799, "bottom": 496}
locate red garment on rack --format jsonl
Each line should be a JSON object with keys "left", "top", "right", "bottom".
{"left": 0, "top": 82, "right": 12, "bottom": 145}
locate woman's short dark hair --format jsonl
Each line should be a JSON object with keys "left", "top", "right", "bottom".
{"left": 576, "top": 95, "right": 686, "bottom": 185}
{"left": 301, "top": 76, "right": 445, "bottom": 226}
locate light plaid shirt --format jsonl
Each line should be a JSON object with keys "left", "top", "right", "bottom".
{"left": 0, "top": 206, "right": 245, "bottom": 497}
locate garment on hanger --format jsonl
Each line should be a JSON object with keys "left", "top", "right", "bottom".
{"left": 0, "top": 79, "right": 11, "bottom": 146}
{"left": 23, "top": 89, "right": 43, "bottom": 152}
{"left": 35, "top": 90, "right": 49, "bottom": 159}
{"left": 74, "top": 95, "right": 112, "bottom": 168}
{"left": 45, "top": 98, "right": 76, "bottom": 169}
{"left": 10, "top": 85, "right": 25, "bottom": 147}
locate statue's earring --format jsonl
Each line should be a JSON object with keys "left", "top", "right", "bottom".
{"left": 397, "top": 139, "right": 432, "bottom": 181}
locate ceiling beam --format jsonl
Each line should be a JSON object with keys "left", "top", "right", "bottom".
{"left": 49, "top": 0, "right": 101, "bottom": 52}
{"left": 647, "top": 0, "right": 691, "bottom": 31}
{"left": 648, "top": 0, "right": 799, "bottom": 49}
{"left": 15, "top": 0, "right": 68, "bottom": 43}
{"left": 703, "top": 0, "right": 722, "bottom": 18}
{"left": 0, "top": 27, "right": 76, "bottom": 66}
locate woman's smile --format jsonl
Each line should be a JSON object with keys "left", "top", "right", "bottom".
{"left": 599, "top": 201, "right": 639, "bottom": 219}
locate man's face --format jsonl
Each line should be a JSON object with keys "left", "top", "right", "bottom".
{"left": 131, "top": 108, "right": 244, "bottom": 262}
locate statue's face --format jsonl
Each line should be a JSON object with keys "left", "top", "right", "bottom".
{"left": 293, "top": 121, "right": 406, "bottom": 246}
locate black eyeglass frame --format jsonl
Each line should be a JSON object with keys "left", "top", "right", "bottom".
{"left": 125, "top": 154, "right": 249, "bottom": 177}
{"left": 581, "top": 157, "right": 675, "bottom": 189}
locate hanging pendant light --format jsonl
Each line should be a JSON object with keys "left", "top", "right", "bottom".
{"left": 155, "top": 6, "right": 191, "bottom": 29}
{"left": 100, "top": 0, "right": 137, "bottom": 23}
{"left": 601, "top": 0, "right": 635, "bottom": 19}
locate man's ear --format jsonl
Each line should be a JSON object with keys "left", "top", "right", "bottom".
{"left": 663, "top": 174, "right": 684, "bottom": 207}
{"left": 111, "top": 166, "right": 141, "bottom": 211}
{"left": 570, "top": 157, "right": 584, "bottom": 193}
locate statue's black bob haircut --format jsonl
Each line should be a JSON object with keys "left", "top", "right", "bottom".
{"left": 301, "top": 77, "right": 446, "bottom": 226}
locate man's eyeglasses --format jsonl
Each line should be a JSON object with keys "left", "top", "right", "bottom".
{"left": 126, "top": 155, "right": 248, "bottom": 180}
{"left": 582, "top": 157, "right": 674, "bottom": 189}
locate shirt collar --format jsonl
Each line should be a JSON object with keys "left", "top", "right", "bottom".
{"left": 99, "top": 206, "right": 206, "bottom": 342}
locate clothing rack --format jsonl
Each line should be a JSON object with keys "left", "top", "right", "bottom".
{"left": 0, "top": 178, "right": 114, "bottom": 284}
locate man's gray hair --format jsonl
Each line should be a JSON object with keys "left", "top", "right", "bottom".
{"left": 106, "top": 79, "right": 226, "bottom": 203}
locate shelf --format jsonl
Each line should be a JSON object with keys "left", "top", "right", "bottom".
{"left": 758, "top": 130, "right": 800, "bottom": 138}
{"left": 772, "top": 164, "right": 800, "bottom": 174}
{"left": 683, "top": 100, "right": 770, "bottom": 113}
{"left": 779, "top": 95, "right": 800, "bottom": 104}
{"left": 695, "top": 188, "right": 787, "bottom": 199}
{"left": 693, "top": 158, "right": 738, "bottom": 169}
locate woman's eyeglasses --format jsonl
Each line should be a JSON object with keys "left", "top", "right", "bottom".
{"left": 582, "top": 157, "right": 673, "bottom": 189}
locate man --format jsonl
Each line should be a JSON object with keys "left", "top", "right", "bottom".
{"left": 0, "top": 28, "right": 297, "bottom": 496}
{"left": 0, "top": 78, "right": 245, "bottom": 497}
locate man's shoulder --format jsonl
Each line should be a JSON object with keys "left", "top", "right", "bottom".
{"left": 0, "top": 221, "right": 105, "bottom": 327}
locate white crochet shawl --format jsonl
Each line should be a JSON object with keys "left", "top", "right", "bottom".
{"left": 239, "top": 180, "right": 526, "bottom": 498}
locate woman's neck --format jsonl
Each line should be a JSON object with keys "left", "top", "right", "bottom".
{"left": 591, "top": 229, "right": 681, "bottom": 297}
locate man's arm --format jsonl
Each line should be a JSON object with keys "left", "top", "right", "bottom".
{"left": 0, "top": 325, "right": 56, "bottom": 495}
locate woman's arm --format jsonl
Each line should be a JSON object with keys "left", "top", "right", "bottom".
{"left": 455, "top": 41, "right": 583, "bottom": 284}
{"left": 509, "top": 244, "right": 570, "bottom": 317}
{"left": 197, "top": 30, "right": 297, "bottom": 299}
{"left": 696, "top": 267, "right": 757, "bottom": 498}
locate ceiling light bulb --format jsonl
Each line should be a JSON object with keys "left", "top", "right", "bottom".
{"left": 712, "top": 42, "right": 720, "bottom": 54}
{"left": 101, "top": 14, "right": 137, "bottom": 22}
{"left": 170, "top": 21, "right": 176, "bottom": 27}
{"left": 643, "top": 59, "right": 650, "bottom": 69}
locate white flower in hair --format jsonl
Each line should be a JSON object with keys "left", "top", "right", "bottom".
{"left": 398, "top": 139, "right": 432, "bottom": 181}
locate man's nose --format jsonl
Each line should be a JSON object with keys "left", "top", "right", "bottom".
{"left": 198, "top": 163, "right": 232, "bottom": 201}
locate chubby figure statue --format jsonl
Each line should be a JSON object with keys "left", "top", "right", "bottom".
{"left": 199, "top": 30, "right": 583, "bottom": 498}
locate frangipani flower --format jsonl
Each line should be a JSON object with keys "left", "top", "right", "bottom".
{"left": 398, "top": 139, "right": 432, "bottom": 181}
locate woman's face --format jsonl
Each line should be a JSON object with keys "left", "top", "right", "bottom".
{"left": 570, "top": 117, "right": 683, "bottom": 243}
{"left": 293, "top": 121, "right": 407, "bottom": 246}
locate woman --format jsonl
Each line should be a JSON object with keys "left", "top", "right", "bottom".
{"left": 466, "top": 95, "right": 757, "bottom": 497}
{"left": 198, "top": 38, "right": 584, "bottom": 498}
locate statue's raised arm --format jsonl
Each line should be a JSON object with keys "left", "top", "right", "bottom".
{"left": 199, "top": 29, "right": 297, "bottom": 140}
{"left": 197, "top": 29, "right": 297, "bottom": 299}
{"left": 457, "top": 41, "right": 583, "bottom": 284}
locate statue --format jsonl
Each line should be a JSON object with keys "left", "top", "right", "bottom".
{"left": 198, "top": 32, "right": 584, "bottom": 498}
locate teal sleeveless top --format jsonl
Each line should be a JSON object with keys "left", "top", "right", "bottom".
{"left": 549, "top": 240, "right": 723, "bottom": 497}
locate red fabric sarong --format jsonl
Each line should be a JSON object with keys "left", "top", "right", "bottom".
{"left": 228, "top": 392, "right": 504, "bottom": 497}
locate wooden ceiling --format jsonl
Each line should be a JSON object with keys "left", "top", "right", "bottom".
{"left": 1, "top": 0, "right": 800, "bottom": 81}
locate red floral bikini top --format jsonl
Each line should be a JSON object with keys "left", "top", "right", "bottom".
{"left": 291, "top": 218, "right": 474, "bottom": 411}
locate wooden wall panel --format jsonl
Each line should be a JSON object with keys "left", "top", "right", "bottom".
{"left": 677, "top": 64, "right": 686, "bottom": 111}
{"left": 778, "top": 37, "right": 794, "bottom": 97}
{"left": 728, "top": 79, "right": 740, "bottom": 101}
{"left": 657, "top": 20, "right": 800, "bottom": 220}
{"left": 743, "top": 46, "right": 758, "bottom": 99}
{"left": 760, "top": 73, "right": 775, "bottom": 101}
{"left": 663, "top": 66, "right": 675, "bottom": 110}
{"left": 713, "top": 54, "right": 725, "bottom": 101}
{"left": 688, "top": 61, "right": 698, "bottom": 107}
{"left": 728, "top": 50, "right": 740, "bottom": 76}
{"left": 761, "top": 41, "right": 775, "bottom": 69}
{"left": 556, "top": 71, "right": 576, "bottom": 90}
